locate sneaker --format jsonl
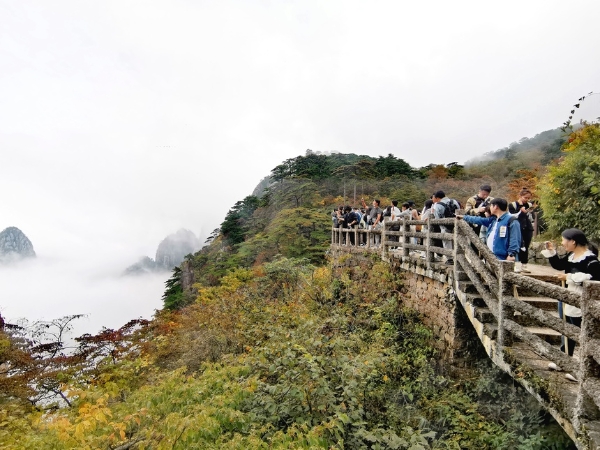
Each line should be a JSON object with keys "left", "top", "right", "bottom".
{"left": 521, "top": 264, "right": 531, "bottom": 273}
{"left": 514, "top": 262, "right": 522, "bottom": 273}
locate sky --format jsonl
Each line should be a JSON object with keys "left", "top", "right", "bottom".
{"left": 1, "top": 1, "right": 599, "bottom": 332}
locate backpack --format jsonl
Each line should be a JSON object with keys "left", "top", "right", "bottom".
{"left": 442, "top": 199, "right": 460, "bottom": 218}
{"left": 359, "top": 215, "right": 367, "bottom": 229}
{"left": 331, "top": 210, "right": 339, "bottom": 228}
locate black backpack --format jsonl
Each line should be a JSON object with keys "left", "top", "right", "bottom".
{"left": 442, "top": 199, "right": 460, "bottom": 218}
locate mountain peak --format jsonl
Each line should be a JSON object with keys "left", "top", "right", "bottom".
{"left": 0, "top": 227, "right": 36, "bottom": 262}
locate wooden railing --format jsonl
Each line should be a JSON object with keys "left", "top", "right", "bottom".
{"left": 331, "top": 215, "right": 600, "bottom": 448}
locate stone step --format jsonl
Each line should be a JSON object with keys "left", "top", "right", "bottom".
{"left": 464, "top": 293, "right": 486, "bottom": 307}
{"left": 517, "top": 296, "right": 559, "bottom": 311}
{"left": 453, "top": 270, "right": 470, "bottom": 281}
{"left": 474, "top": 307, "right": 495, "bottom": 324}
{"left": 457, "top": 281, "right": 478, "bottom": 294}
{"left": 514, "top": 310, "right": 559, "bottom": 318}
{"left": 520, "top": 326, "right": 563, "bottom": 345}
{"left": 483, "top": 323, "right": 498, "bottom": 340}
{"left": 525, "top": 326, "right": 562, "bottom": 336}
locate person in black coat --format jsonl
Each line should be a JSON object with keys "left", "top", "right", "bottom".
{"left": 342, "top": 206, "right": 359, "bottom": 245}
{"left": 508, "top": 187, "right": 535, "bottom": 273}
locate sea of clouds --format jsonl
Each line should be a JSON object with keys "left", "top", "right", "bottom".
{"left": 0, "top": 248, "right": 168, "bottom": 341}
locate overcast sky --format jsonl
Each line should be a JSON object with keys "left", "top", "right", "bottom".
{"left": 1, "top": 1, "right": 599, "bottom": 329}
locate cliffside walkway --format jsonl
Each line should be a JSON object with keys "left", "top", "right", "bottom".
{"left": 331, "top": 215, "right": 600, "bottom": 449}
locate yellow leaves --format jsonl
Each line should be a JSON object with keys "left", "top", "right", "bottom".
{"left": 44, "top": 393, "right": 128, "bottom": 446}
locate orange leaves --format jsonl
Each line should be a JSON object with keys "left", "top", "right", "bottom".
{"left": 506, "top": 168, "right": 542, "bottom": 200}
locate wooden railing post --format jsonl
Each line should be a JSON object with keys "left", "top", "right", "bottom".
{"left": 381, "top": 219, "right": 387, "bottom": 258}
{"left": 402, "top": 217, "right": 410, "bottom": 257}
{"left": 453, "top": 219, "right": 463, "bottom": 279}
{"left": 425, "top": 216, "right": 433, "bottom": 269}
{"left": 574, "top": 281, "right": 600, "bottom": 431}
{"left": 497, "top": 260, "right": 515, "bottom": 357}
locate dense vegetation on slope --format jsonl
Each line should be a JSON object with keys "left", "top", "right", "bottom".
{"left": 4, "top": 124, "right": 596, "bottom": 449}
{"left": 0, "top": 257, "right": 573, "bottom": 448}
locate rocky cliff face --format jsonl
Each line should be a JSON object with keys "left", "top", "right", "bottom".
{"left": 123, "top": 256, "right": 163, "bottom": 275}
{"left": 124, "top": 229, "right": 201, "bottom": 275}
{"left": 0, "top": 227, "right": 36, "bottom": 262}
{"left": 155, "top": 229, "right": 200, "bottom": 269}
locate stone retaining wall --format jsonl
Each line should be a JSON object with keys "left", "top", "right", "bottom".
{"left": 330, "top": 247, "right": 479, "bottom": 369}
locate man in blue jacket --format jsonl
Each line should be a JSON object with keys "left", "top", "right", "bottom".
{"left": 456, "top": 198, "right": 521, "bottom": 261}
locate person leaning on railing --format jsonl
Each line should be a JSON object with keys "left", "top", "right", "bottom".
{"left": 456, "top": 197, "right": 521, "bottom": 261}
{"left": 361, "top": 198, "right": 383, "bottom": 246}
{"left": 464, "top": 184, "right": 493, "bottom": 241}
{"left": 342, "top": 205, "right": 359, "bottom": 246}
{"left": 541, "top": 229, "right": 600, "bottom": 357}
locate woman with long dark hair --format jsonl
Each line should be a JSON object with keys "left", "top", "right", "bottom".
{"left": 542, "top": 228, "right": 600, "bottom": 358}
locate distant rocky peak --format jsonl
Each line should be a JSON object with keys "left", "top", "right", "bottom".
{"left": 0, "top": 227, "right": 36, "bottom": 262}
{"left": 155, "top": 229, "right": 200, "bottom": 269}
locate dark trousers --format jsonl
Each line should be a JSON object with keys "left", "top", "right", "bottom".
{"left": 519, "top": 228, "right": 533, "bottom": 264}
{"left": 389, "top": 222, "right": 400, "bottom": 243}
{"left": 430, "top": 224, "right": 443, "bottom": 250}
{"left": 560, "top": 315, "right": 581, "bottom": 356}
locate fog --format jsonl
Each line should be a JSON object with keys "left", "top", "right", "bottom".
{"left": 1, "top": 0, "right": 600, "bottom": 335}
{"left": 0, "top": 240, "right": 168, "bottom": 338}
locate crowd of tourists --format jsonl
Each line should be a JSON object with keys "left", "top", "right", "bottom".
{"left": 331, "top": 183, "right": 600, "bottom": 381}
{"left": 331, "top": 184, "right": 529, "bottom": 267}
{"left": 331, "top": 183, "right": 599, "bottom": 279}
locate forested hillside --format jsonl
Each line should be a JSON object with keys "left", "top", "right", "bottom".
{"left": 4, "top": 124, "right": 599, "bottom": 449}
{"left": 163, "top": 125, "right": 574, "bottom": 309}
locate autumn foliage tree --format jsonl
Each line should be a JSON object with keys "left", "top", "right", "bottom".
{"left": 506, "top": 167, "right": 542, "bottom": 200}
{"left": 539, "top": 123, "right": 600, "bottom": 242}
